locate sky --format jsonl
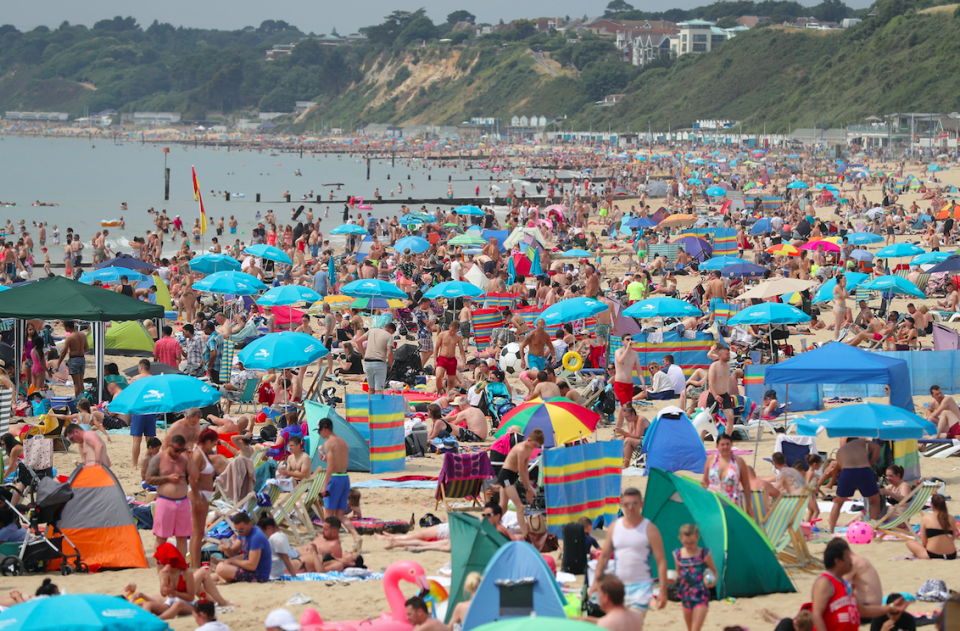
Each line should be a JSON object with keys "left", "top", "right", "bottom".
{"left": 5, "top": 0, "right": 871, "bottom": 34}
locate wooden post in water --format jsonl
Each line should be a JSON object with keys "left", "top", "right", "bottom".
{"left": 366, "top": 158, "right": 371, "bottom": 180}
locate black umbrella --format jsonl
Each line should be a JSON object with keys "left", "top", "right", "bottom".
{"left": 123, "top": 362, "right": 182, "bottom": 378}
{"left": 927, "top": 256, "right": 960, "bottom": 274}
{"left": 96, "top": 253, "right": 157, "bottom": 271}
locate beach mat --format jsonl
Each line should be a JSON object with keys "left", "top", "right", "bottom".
{"left": 278, "top": 571, "right": 384, "bottom": 582}
{"left": 351, "top": 480, "right": 437, "bottom": 489}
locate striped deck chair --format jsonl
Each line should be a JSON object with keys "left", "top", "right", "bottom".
{"left": 750, "top": 488, "right": 770, "bottom": 524}
{"left": 757, "top": 493, "right": 807, "bottom": 559}
{"left": 853, "top": 285, "right": 876, "bottom": 308}
{"left": 867, "top": 481, "right": 938, "bottom": 541}
{"left": 777, "top": 488, "right": 822, "bottom": 572}
{"left": 710, "top": 298, "right": 743, "bottom": 327}
{"left": 895, "top": 269, "right": 930, "bottom": 296}
{"left": 0, "top": 387, "right": 11, "bottom": 436}
{"left": 287, "top": 470, "right": 328, "bottom": 542}
{"left": 206, "top": 481, "right": 281, "bottom": 543}
{"left": 434, "top": 452, "right": 495, "bottom": 512}
{"left": 271, "top": 476, "right": 313, "bottom": 539}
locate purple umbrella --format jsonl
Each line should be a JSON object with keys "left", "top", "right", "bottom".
{"left": 674, "top": 237, "right": 712, "bottom": 262}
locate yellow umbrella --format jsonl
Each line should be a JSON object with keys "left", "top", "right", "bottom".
{"left": 308, "top": 295, "right": 352, "bottom": 313}
{"left": 765, "top": 243, "right": 800, "bottom": 257}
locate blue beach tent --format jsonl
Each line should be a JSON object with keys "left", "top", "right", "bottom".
{"left": 639, "top": 408, "right": 707, "bottom": 474}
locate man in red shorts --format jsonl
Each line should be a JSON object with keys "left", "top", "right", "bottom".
{"left": 614, "top": 334, "right": 644, "bottom": 433}
{"left": 434, "top": 320, "right": 467, "bottom": 395}
{"left": 143, "top": 434, "right": 198, "bottom": 557}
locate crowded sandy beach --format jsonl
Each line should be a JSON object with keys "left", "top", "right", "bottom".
{"left": 0, "top": 140, "right": 958, "bottom": 631}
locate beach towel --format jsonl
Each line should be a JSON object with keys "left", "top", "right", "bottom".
{"left": 220, "top": 339, "right": 237, "bottom": 376}
{"left": 351, "top": 480, "right": 437, "bottom": 489}
{"left": 437, "top": 451, "right": 494, "bottom": 485}
{"left": 218, "top": 456, "right": 255, "bottom": 502}
{"left": 278, "top": 571, "right": 384, "bottom": 583}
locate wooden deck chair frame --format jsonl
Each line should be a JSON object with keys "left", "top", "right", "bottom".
{"left": 271, "top": 476, "right": 313, "bottom": 541}
{"left": 757, "top": 492, "right": 807, "bottom": 559}
{"left": 920, "top": 439, "right": 960, "bottom": 458}
{"left": 778, "top": 489, "right": 822, "bottom": 573}
{"left": 205, "top": 482, "right": 281, "bottom": 544}
{"left": 289, "top": 470, "right": 328, "bottom": 542}
{"left": 868, "top": 480, "right": 939, "bottom": 541}
{"left": 435, "top": 458, "right": 489, "bottom": 513}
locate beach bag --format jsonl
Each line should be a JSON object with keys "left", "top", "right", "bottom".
{"left": 24, "top": 436, "right": 53, "bottom": 470}
{"left": 561, "top": 522, "right": 587, "bottom": 575}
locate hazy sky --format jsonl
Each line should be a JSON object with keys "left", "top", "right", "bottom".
{"left": 6, "top": 0, "right": 869, "bottom": 34}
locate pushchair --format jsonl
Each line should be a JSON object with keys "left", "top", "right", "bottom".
{"left": 394, "top": 308, "right": 418, "bottom": 340}
{"left": 0, "top": 471, "right": 86, "bottom": 576}
{"left": 387, "top": 343, "right": 423, "bottom": 387}
{"left": 477, "top": 383, "right": 515, "bottom": 429}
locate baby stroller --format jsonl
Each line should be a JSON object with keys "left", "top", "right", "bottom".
{"left": 387, "top": 343, "right": 423, "bottom": 387}
{"left": 0, "top": 471, "right": 86, "bottom": 576}
{"left": 478, "top": 383, "right": 515, "bottom": 430}
{"left": 394, "top": 308, "right": 418, "bottom": 340}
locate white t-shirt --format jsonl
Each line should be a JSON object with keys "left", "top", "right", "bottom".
{"left": 196, "top": 622, "right": 232, "bottom": 631}
{"left": 269, "top": 531, "right": 299, "bottom": 580}
{"left": 451, "top": 260, "right": 462, "bottom": 281}
{"left": 664, "top": 364, "right": 685, "bottom": 395}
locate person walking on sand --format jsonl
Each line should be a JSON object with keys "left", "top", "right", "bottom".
{"left": 833, "top": 274, "right": 848, "bottom": 340}
{"left": 706, "top": 343, "right": 735, "bottom": 427}
{"left": 592, "top": 488, "right": 668, "bottom": 626}
{"left": 824, "top": 438, "right": 881, "bottom": 533}
{"left": 434, "top": 320, "right": 467, "bottom": 395}
{"left": 493, "top": 429, "right": 544, "bottom": 537}
{"left": 614, "top": 335, "right": 644, "bottom": 431}
{"left": 144, "top": 435, "right": 198, "bottom": 558}
{"left": 669, "top": 524, "right": 718, "bottom": 631}
{"left": 317, "top": 418, "right": 362, "bottom": 550}
{"left": 56, "top": 321, "right": 88, "bottom": 398}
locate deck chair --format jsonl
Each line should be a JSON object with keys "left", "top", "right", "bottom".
{"left": 271, "top": 475, "right": 313, "bottom": 539}
{"left": 920, "top": 439, "right": 960, "bottom": 458}
{"left": 287, "top": 470, "right": 328, "bottom": 542}
{"left": 750, "top": 488, "right": 770, "bottom": 524}
{"left": 233, "top": 378, "right": 260, "bottom": 415}
{"left": 206, "top": 478, "right": 281, "bottom": 542}
{"left": 867, "top": 480, "right": 939, "bottom": 541}
{"left": 434, "top": 451, "right": 495, "bottom": 512}
{"left": 781, "top": 489, "right": 823, "bottom": 572}
{"left": 757, "top": 493, "right": 807, "bottom": 567}
{"left": 0, "top": 387, "right": 11, "bottom": 436}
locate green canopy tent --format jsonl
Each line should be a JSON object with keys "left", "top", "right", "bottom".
{"left": 0, "top": 276, "right": 164, "bottom": 401}
{"left": 445, "top": 512, "right": 510, "bottom": 624}
{"left": 86, "top": 321, "right": 155, "bottom": 357}
{"left": 642, "top": 468, "right": 796, "bottom": 599}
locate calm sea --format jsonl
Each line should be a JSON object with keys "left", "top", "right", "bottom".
{"left": 0, "top": 136, "right": 527, "bottom": 255}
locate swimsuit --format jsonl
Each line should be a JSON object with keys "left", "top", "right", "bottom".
{"left": 614, "top": 381, "right": 635, "bottom": 406}
{"left": 673, "top": 547, "right": 711, "bottom": 611}
{"left": 437, "top": 355, "right": 458, "bottom": 374}
{"left": 836, "top": 466, "right": 879, "bottom": 499}
{"left": 324, "top": 473, "right": 350, "bottom": 512}
{"left": 708, "top": 456, "right": 743, "bottom": 507}
{"left": 527, "top": 354, "right": 546, "bottom": 371}
{"left": 496, "top": 468, "right": 519, "bottom": 487}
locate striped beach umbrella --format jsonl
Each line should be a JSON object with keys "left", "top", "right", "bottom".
{"left": 494, "top": 397, "right": 600, "bottom": 448}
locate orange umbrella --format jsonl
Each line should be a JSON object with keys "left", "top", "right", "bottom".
{"left": 765, "top": 243, "right": 800, "bottom": 257}
{"left": 936, "top": 203, "right": 960, "bottom": 220}
{"left": 659, "top": 213, "right": 697, "bottom": 228}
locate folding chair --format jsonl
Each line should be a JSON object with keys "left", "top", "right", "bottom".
{"left": 434, "top": 452, "right": 495, "bottom": 512}
{"left": 0, "top": 388, "right": 11, "bottom": 436}
{"left": 206, "top": 479, "right": 281, "bottom": 543}
{"left": 756, "top": 493, "right": 807, "bottom": 567}
{"left": 289, "top": 470, "right": 328, "bottom": 542}
{"left": 271, "top": 476, "right": 313, "bottom": 539}
{"left": 750, "top": 488, "right": 770, "bottom": 524}
{"left": 234, "top": 379, "right": 260, "bottom": 415}
{"left": 867, "top": 480, "right": 939, "bottom": 541}
{"left": 919, "top": 439, "right": 960, "bottom": 458}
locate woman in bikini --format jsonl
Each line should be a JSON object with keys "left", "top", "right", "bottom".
{"left": 189, "top": 428, "right": 220, "bottom": 570}
{"left": 905, "top": 494, "right": 958, "bottom": 560}
{"left": 702, "top": 433, "right": 753, "bottom": 519}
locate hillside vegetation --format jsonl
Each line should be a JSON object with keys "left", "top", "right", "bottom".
{"left": 0, "top": 0, "right": 958, "bottom": 131}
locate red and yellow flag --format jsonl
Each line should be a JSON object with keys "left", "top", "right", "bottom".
{"left": 191, "top": 165, "right": 207, "bottom": 235}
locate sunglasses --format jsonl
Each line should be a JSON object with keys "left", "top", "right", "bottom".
{"left": 621, "top": 501, "right": 640, "bottom": 508}
{"left": 171, "top": 446, "right": 186, "bottom": 455}
{"left": 482, "top": 512, "right": 495, "bottom": 518}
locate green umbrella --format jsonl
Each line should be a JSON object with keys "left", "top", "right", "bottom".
{"left": 449, "top": 234, "right": 487, "bottom": 246}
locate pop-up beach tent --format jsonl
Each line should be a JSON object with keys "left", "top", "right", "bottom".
{"left": 85, "top": 321, "right": 155, "bottom": 356}
{"left": 461, "top": 541, "right": 567, "bottom": 631}
{"left": 445, "top": 512, "right": 510, "bottom": 624}
{"left": 52, "top": 463, "right": 147, "bottom": 570}
{"left": 643, "top": 469, "right": 795, "bottom": 599}
{"left": 305, "top": 395, "right": 406, "bottom": 474}
{"left": 639, "top": 408, "right": 707, "bottom": 475}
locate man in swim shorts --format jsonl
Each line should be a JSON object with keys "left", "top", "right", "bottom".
{"left": 57, "top": 320, "right": 89, "bottom": 398}
{"left": 144, "top": 434, "right": 198, "bottom": 557}
{"left": 828, "top": 438, "right": 882, "bottom": 533}
{"left": 317, "top": 418, "right": 362, "bottom": 550}
{"left": 520, "top": 318, "right": 553, "bottom": 372}
{"left": 614, "top": 335, "right": 643, "bottom": 432}
{"left": 434, "top": 320, "right": 467, "bottom": 395}
{"left": 494, "top": 429, "right": 544, "bottom": 537}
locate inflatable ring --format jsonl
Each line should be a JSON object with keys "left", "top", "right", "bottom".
{"left": 562, "top": 351, "right": 583, "bottom": 372}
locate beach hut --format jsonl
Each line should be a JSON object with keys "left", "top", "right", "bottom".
{"left": 52, "top": 464, "right": 147, "bottom": 570}
{"left": 639, "top": 408, "right": 707, "bottom": 474}
{"left": 445, "top": 513, "right": 510, "bottom": 623}
{"left": 461, "top": 542, "right": 567, "bottom": 631}
{"left": 643, "top": 469, "right": 795, "bottom": 599}
{"left": 85, "top": 320, "right": 155, "bottom": 356}
{"left": 305, "top": 396, "right": 406, "bottom": 474}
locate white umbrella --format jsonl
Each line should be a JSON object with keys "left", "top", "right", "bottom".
{"left": 736, "top": 278, "right": 817, "bottom": 301}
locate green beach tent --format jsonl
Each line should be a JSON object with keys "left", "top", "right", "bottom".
{"left": 642, "top": 468, "right": 796, "bottom": 599}
{"left": 304, "top": 401, "right": 371, "bottom": 472}
{"left": 86, "top": 321, "right": 155, "bottom": 356}
{"left": 445, "top": 512, "right": 510, "bottom": 624}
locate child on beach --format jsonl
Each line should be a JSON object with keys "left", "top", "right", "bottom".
{"left": 346, "top": 488, "right": 363, "bottom": 519}
{"left": 140, "top": 437, "right": 162, "bottom": 492}
{"left": 670, "top": 523, "right": 718, "bottom": 631}
{"left": 578, "top": 517, "right": 601, "bottom": 558}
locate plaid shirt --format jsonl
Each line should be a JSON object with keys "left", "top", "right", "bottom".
{"left": 184, "top": 334, "right": 204, "bottom": 366}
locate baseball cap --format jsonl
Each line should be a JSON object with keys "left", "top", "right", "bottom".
{"left": 265, "top": 609, "right": 301, "bottom": 631}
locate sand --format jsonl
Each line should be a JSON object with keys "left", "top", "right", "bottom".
{"left": 6, "top": 154, "right": 960, "bottom": 630}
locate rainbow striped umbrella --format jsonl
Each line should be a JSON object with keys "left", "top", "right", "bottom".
{"left": 494, "top": 397, "right": 600, "bottom": 448}
{"left": 349, "top": 297, "right": 406, "bottom": 310}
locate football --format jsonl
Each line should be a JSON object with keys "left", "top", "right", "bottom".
{"left": 499, "top": 342, "right": 525, "bottom": 374}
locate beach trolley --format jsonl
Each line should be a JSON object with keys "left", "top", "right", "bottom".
{"left": 0, "top": 474, "right": 86, "bottom": 576}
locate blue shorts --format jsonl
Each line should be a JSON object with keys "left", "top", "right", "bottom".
{"left": 324, "top": 474, "right": 350, "bottom": 512}
{"left": 130, "top": 414, "right": 157, "bottom": 437}
{"left": 528, "top": 354, "right": 546, "bottom": 371}
{"left": 836, "top": 466, "right": 879, "bottom": 499}
{"left": 623, "top": 580, "right": 654, "bottom": 611}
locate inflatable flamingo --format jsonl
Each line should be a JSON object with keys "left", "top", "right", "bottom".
{"left": 356, "top": 196, "right": 373, "bottom": 210}
{"left": 300, "top": 560, "right": 430, "bottom": 631}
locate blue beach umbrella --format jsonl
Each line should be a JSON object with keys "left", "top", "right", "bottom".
{"left": 727, "top": 303, "right": 809, "bottom": 326}
{"left": 859, "top": 274, "right": 926, "bottom": 298}
{"left": 850, "top": 249, "right": 874, "bottom": 262}
{"left": 0, "top": 594, "right": 170, "bottom": 631}
{"left": 796, "top": 403, "right": 936, "bottom": 440}
{"left": 624, "top": 217, "right": 658, "bottom": 229}
{"left": 705, "top": 186, "right": 727, "bottom": 197}
{"left": 622, "top": 297, "right": 703, "bottom": 318}
{"left": 244, "top": 244, "right": 293, "bottom": 265}
{"left": 256, "top": 285, "right": 321, "bottom": 306}
{"left": 400, "top": 213, "right": 433, "bottom": 224}
{"left": 686, "top": 178, "right": 703, "bottom": 186}
{"left": 192, "top": 271, "right": 267, "bottom": 295}
{"left": 238, "top": 331, "right": 329, "bottom": 370}
{"left": 786, "top": 181, "right": 808, "bottom": 189}
{"left": 452, "top": 205, "right": 486, "bottom": 216}
{"left": 925, "top": 255, "right": 960, "bottom": 274}
{"left": 424, "top": 281, "right": 484, "bottom": 300}
{"left": 813, "top": 273, "right": 868, "bottom": 303}
{"left": 561, "top": 248, "right": 593, "bottom": 257}
{"left": 541, "top": 297, "right": 609, "bottom": 326}
{"left": 844, "top": 232, "right": 883, "bottom": 245}
{"left": 109, "top": 374, "right": 220, "bottom": 414}
{"left": 94, "top": 253, "right": 157, "bottom": 271}
{"left": 911, "top": 251, "right": 952, "bottom": 266}
{"left": 78, "top": 268, "right": 147, "bottom": 284}
{"left": 394, "top": 236, "right": 430, "bottom": 253}
{"left": 190, "top": 253, "right": 241, "bottom": 274}
{"left": 721, "top": 263, "right": 766, "bottom": 278}
{"left": 331, "top": 224, "right": 370, "bottom": 236}
{"left": 700, "top": 256, "right": 745, "bottom": 271}
{"left": 341, "top": 278, "right": 407, "bottom": 299}
{"left": 875, "top": 243, "right": 924, "bottom": 259}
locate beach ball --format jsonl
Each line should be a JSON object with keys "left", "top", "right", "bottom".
{"left": 846, "top": 521, "right": 873, "bottom": 544}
